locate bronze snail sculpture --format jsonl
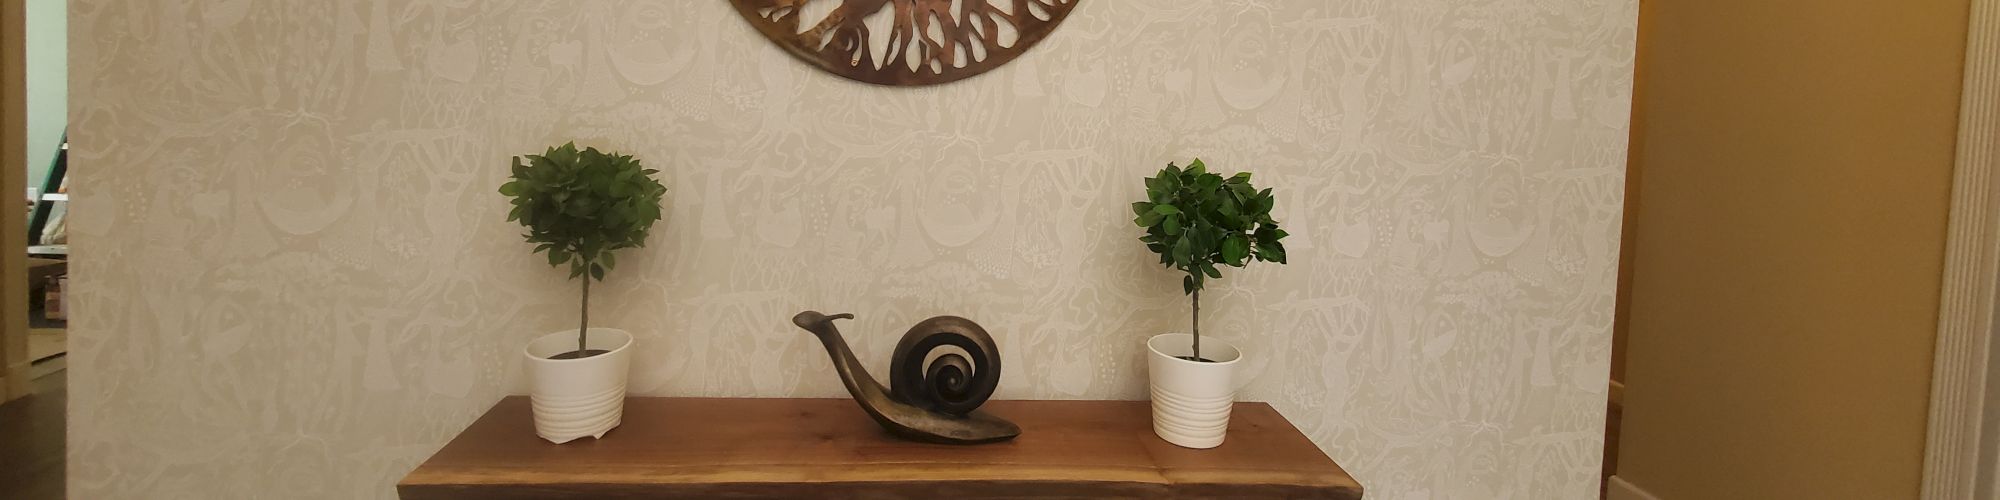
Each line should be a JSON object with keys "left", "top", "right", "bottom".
{"left": 791, "top": 311, "right": 1021, "bottom": 444}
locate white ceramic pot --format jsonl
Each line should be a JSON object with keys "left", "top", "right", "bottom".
{"left": 1146, "top": 333, "right": 1243, "bottom": 449}
{"left": 524, "top": 328, "right": 633, "bottom": 444}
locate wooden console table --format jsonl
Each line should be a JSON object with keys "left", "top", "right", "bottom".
{"left": 400, "top": 397, "right": 1362, "bottom": 499}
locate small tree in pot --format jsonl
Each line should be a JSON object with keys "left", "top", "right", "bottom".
{"left": 1131, "top": 158, "right": 1286, "bottom": 448}
{"left": 500, "top": 142, "right": 665, "bottom": 443}
{"left": 1133, "top": 158, "right": 1288, "bottom": 360}
{"left": 502, "top": 142, "right": 666, "bottom": 359}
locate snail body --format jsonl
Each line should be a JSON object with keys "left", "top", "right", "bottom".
{"left": 792, "top": 311, "right": 1020, "bottom": 444}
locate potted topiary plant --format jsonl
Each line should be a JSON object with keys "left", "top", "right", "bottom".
{"left": 500, "top": 142, "right": 666, "bottom": 444}
{"left": 1131, "top": 158, "right": 1287, "bottom": 449}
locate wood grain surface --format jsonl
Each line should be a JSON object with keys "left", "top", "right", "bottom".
{"left": 399, "top": 397, "right": 1362, "bottom": 499}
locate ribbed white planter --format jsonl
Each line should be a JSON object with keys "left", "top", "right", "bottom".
{"left": 524, "top": 328, "right": 632, "bottom": 444}
{"left": 1146, "top": 333, "right": 1242, "bottom": 449}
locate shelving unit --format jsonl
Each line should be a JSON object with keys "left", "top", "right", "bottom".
{"left": 400, "top": 398, "right": 1363, "bottom": 499}
{"left": 25, "top": 133, "right": 64, "bottom": 257}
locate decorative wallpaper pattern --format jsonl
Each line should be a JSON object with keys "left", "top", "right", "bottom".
{"left": 66, "top": 1, "right": 1636, "bottom": 498}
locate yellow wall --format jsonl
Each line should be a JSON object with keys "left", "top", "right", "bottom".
{"left": 1, "top": 0, "right": 31, "bottom": 402}
{"left": 1617, "top": 0, "right": 1969, "bottom": 498}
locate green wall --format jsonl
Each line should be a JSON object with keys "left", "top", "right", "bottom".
{"left": 25, "top": 0, "right": 65, "bottom": 190}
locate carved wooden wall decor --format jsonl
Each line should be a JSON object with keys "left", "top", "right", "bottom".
{"left": 728, "top": 0, "right": 1078, "bottom": 86}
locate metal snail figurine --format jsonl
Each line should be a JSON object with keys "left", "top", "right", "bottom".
{"left": 791, "top": 311, "right": 1021, "bottom": 444}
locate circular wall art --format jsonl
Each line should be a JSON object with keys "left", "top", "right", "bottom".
{"left": 728, "top": 0, "right": 1079, "bottom": 86}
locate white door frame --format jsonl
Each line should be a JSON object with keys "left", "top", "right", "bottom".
{"left": 1922, "top": 0, "right": 2000, "bottom": 497}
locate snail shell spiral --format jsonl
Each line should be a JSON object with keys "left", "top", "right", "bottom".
{"left": 888, "top": 316, "right": 1000, "bottom": 416}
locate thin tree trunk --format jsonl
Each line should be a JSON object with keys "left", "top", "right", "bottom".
{"left": 1192, "top": 287, "right": 1201, "bottom": 361}
{"left": 578, "top": 259, "right": 591, "bottom": 356}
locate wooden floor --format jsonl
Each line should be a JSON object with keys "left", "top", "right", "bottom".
{"left": 0, "top": 370, "right": 65, "bottom": 500}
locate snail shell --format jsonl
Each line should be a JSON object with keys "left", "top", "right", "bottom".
{"left": 888, "top": 316, "right": 1000, "bottom": 416}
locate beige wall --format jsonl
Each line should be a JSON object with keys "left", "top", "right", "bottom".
{"left": 68, "top": 1, "right": 1637, "bottom": 498}
{"left": 1616, "top": 0, "right": 1969, "bottom": 498}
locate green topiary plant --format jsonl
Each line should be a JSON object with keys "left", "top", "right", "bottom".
{"left": 500, "top": 142, "right": 667, "bottom": 359}
{"left": 1132, "top": 158, "right": 1288, "bottom": 362}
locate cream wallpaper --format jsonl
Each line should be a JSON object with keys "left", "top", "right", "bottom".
{"left": 66, "top": 0, "right": 1636, "bottom": 498}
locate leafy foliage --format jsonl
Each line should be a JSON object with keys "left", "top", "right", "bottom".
{"left": 501, "top": 142, "right": 667, "bottom": 281}
{"left": 1132, "top": 158, "right": 1288, "bottom": 295}
{"left": 500, "top": 143, "right": 666, "bottom": 357}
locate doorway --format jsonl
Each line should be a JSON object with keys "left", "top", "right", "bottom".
{"left": 0, "top": 0, "right": 66, "bottom": 498}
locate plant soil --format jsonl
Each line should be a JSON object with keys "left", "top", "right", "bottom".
{"left": 548, "top": 349, "right": 611, "bottom": 360}
{"left": 1176, "top": 355, "right": 1218, "bottom": 363}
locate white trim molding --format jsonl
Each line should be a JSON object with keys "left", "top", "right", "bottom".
{"left": 1608, "top": 475, "right": 1664, "bottom": 500}
{"left": 1923, "top": 0, "right": 2000, "bottom": 497}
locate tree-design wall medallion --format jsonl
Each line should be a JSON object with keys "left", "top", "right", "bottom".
{"left": 728, "top": 0, "right": 1078, "bottom": 86}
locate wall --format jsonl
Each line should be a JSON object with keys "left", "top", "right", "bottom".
{"left": 67, "top": 1, "right": 1637, "bottom": 498}
{"left": 1614, "top": 0, "right": 1969, "bottom": 498}
{"left": 2, "top": 0, "right": 33, "bottom": 402}
{"left": 23, "top": 0, "right": 58, "bottom": 187}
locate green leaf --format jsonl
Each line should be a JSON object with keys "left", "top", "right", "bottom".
{"left": 1183, "top": 275, "right": 1196, "bottom": 294}
{"left": 1195, "top": 173, "right": 1223, "bottom": 192}
{"left": 1187, "top": 158, "right": 1206, "bottom": 176}
{"left": 1230, "top": 182, "right": 1255, "bottom": 201}
{"left": 548, "top": 248, "right": 568, "bottom": 267}
{"left": 1136, "top": 210, "right": 1164, "bottom": 227}
{"left": 1253, "top": 189, "right": 1276, "bottom": 214}
{"left": 1151, "top": 204, "right": 1181, "bottom": 216}
{"left": 1163, "top": 214, "right": 1182, "bottom": 235}
{"left": 1132, "top": 202, "right": 1154, "bottom": 217}
{"left": 1222, "top": 235, "right": 1249, "bottom": 264}
{"left": 1201, "top": 262, "right": 1222, "bottom": 279}
{"left": 600, "top": 250, "right": 616, "bottom": 270}
{"left": 1172, "top": 236, "right": 1192, "bottom": 267}
{"left": 590, "top": 263, "right": 605, "bottom": 281}
{"left": 1256, "top": 241, "right": 1288, "bottom": 264}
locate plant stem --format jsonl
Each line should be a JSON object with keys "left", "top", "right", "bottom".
{"left": 1192, "top": 287, "right": 1201, "bottom": 361}
{"left": 578, "top": 258, "right": 591, "bottom": 356}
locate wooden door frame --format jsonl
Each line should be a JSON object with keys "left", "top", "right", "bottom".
{"left": 0, "top": 0, "right": 29, "bottom": 404}
{"left": 1922, "top": 0, "right": 2000, "bottom": 497}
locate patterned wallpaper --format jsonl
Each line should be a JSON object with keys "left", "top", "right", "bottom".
{"left": 66, "top": 0, "right": 1636, "bottom": 498}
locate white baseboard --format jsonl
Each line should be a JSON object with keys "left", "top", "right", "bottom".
{"left": 1608, "top": 476, "right": 1663, "bottom": 500}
